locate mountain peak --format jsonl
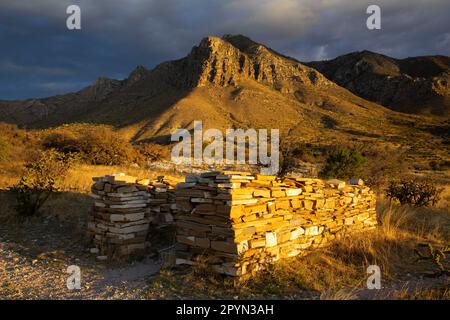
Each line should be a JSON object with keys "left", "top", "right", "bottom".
{"left": 94, "top": 76, "right": 115, "bottom": 85}
{"left": 182, "top": 34, "right": 326, "bottom": 90}
{"left": 127, "top": 65, "right": 150, "bottom": 85}
{"left": 196, "top": 34, "right": 265, "bottom": 56}
{"left": 221, "top": 34, "right": 260, "bottom": 52}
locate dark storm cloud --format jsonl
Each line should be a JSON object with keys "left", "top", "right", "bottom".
{"left": 0, "top": 0, "right": 449, "bottom": 99}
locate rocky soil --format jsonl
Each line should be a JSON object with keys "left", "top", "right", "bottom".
{"left": 0, "top": 214, "right": 448, "bottom": 300}
{"left": 0, "top": 216, "right": 162, "bottom": 299}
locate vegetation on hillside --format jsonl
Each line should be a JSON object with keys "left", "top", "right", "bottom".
{"left": 0, "top": 138, "right": 10, "bottom": 162}
{"left": 42, "top": 124, "right": 144, "bottom": 166}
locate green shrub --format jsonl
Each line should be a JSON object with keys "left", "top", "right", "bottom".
{"left": 386, "top": 179, "right": 443, "bottom": 207}
{"left": 9, "top": 150, "right": 74, "bottom": 216}
{"left": 321, "top": 115, "right": 339, "bottom": 129}
{"left": 320, "top": 146, "right": 366, "bottom": 179}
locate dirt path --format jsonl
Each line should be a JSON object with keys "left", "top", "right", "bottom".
{"left": 0, "top": 215, "right": 163, "bottom": 300}
{"left": 0, "top": 237, "right": 162, "bottom": 299}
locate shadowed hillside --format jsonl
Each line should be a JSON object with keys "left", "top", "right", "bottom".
{"left": 308, "top": 51, "right": 450, "bottom": 115}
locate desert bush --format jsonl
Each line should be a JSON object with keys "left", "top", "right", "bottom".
{"left": 42, "top": 124, "right": 143, "bottom": 165}
{"left": 0, "top": 138, "right": 10, "bottom": 162}
{"left": 320, "top": 146, "right": 366, "bottom": 179}
{"left": 278, "top": 141, "right": 295, "bottom": 178}
{"left": 0, "top": 122, "right": 41, "bottom": 163}
{"left": 386, "top": 179, "right": 443, "bottom": 207}
{"left": 137, "top": 143, "right": 170, "bottom": 162}
{"left": 9, "top": 150, "right": 74, "bottom": 216}
{"left": 43, "top": 130, "right": 79, "bottom": 154}
{"left": 429, "top": 159, "right": 450, "bottom": 171}
{"left": 291, "top": 143, "right": 324, "bottom": 163}
{"left": 75, "top": 126, "right": 141, "bottom": 165}
{"left": 321, "top": 115, "right": 339, "bottom": 129}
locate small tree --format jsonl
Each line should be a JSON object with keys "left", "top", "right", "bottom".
{"left": 386, "top": 179, "right": 443, "bottom": 207}
{"left": 9, "top": 150, "right": 73, "bottom": 216}
{"left": 320, "top": 146, "right": 366, "bottom": 179}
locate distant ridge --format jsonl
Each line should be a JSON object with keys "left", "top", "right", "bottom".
{"left": 307, "top": 51, "right": 450, "bottom": 115}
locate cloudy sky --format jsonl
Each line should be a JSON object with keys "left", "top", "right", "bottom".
{"left": 0, "top": 0, "right": 449, "bottom": 99}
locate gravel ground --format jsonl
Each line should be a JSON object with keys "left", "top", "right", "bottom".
{"left": 0, "top": 216, "right": 162, "bottom": 300}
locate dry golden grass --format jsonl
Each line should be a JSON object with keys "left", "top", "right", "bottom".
{"left": 60, "top": 164, "right": 177, "bottom": 193}
{"left": 0, "top": 164, "right": 182, "bottom": 223}
{"left": 146, "top": 199, "right": 449, "bottom": 299}
{"left": 438, "top": 183, "right": 450, "bottom": 209}
{"left": 389, "top": 285, "right": 449, "bottom": 300}
{"left": 253, "top": 201, "right": 448, "bottom": 293}
{"left": 0, "top": 163, "right": 183, "bottom": 193}
{"left": 0, "top": 161, "right": 26, "bottom": 189}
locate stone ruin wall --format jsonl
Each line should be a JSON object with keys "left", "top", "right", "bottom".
{"left": 87, "top": 172, "right": 377, "bottom": 276}
{"left": 174, "top": 172, "right": 377, "bottom": 277}
{"left": 87, "top": 174, "right": 178, "bottom": 259}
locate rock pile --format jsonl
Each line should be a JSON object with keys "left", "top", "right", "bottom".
{"left": 87, "top": 174, "right": 152, "bottom": 259}
{"left": 87, "top": 174, "right": 182, "bottom": 259}
{"left": 86, "top": 171, "right": 377, "bottom": 271}
{"left": 147, "top": 176, "right": 181, "bottom": 227}
{"left": 174, "top": 171, "right": 377, "bottom": 277}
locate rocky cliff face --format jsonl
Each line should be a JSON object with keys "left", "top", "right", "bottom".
{"left": 307, "top": 51, "right": 450, "bottom": 115}
{"left": 169, "top": 35, "right": 332, "bottom": 92}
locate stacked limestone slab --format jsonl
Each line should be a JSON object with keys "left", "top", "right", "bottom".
{"left": 174, "top": 171, "right": 377, "bottom": 277}
{"left": 147, "top": 176, "right": 181, "bottom": 226}
{"left": 87, "top": 174, "right": 182, "bottom": 259}
{"left": 88, "top": 174, "right": 153, "bottom": 259}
